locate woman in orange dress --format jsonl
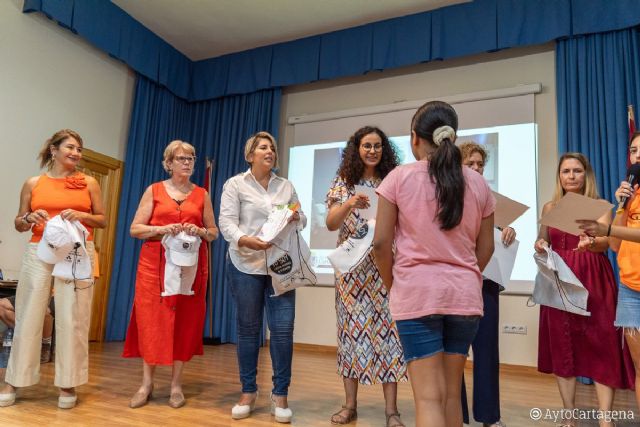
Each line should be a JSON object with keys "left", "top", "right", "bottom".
{"left": 123, "top": 140, "right": 218, "bottom": 409}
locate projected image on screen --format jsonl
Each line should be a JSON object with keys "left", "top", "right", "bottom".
{"left": 310, "top": 147, "right": 342, "bottom": 252}
{"left": 289, "top": 123, "right": 537, "bottom": 291}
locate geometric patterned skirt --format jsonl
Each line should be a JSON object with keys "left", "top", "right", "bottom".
{"left": 335, "top": 253, "right": 407, "bottom": 384}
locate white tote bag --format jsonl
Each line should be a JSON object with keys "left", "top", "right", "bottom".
{"left": 266, "top": 224, "right": 317, "bottom": 296}
{"left": 532, "top": 246, "right": 590, "bottom": 316}
{"left": 327, "top": 219, "right": 375, "bottom": 275}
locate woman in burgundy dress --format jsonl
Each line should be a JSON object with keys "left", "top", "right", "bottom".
{"left": 123, "top": 140, "right": 218, "bottom": 409}
{"left": 535, "top": 153, "right": 634, "bottom": 427}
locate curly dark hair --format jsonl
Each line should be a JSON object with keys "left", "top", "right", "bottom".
{"left": 336, "top": 126, "right": 400, "bottom": 188}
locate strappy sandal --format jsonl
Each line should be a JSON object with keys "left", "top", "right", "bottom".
{"left": 330, "top": 405, "right": 357, "bottom": 425}
{"left": 386, "top": 412, "right": 405, "bottom": 427}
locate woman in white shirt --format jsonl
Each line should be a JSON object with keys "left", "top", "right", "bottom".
{"left": 219, "top": 131, "right": 306, "bottom": 423}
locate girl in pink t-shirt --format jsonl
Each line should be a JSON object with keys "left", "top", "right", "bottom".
{"left": 373, "top": 100, "right": 495, "bottom": 427}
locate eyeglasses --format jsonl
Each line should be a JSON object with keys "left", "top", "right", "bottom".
{"left": 174, "top": 155, "right": 196, "bottom": 164}
{"left": 361, "top": 143, "right": 383, "bottom": 152}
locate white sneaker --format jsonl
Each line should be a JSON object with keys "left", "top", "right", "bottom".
{"left": 0, "top": 392, "right": 16, "bottom": 407}
{"left": 270, "top": 393, "right": 292, "bottom": 423}
{"left": 58, "top": 394, "right": 77, "bottom": 409}
{"left": 231, "top": 392, "right": 258, "bottom": 420}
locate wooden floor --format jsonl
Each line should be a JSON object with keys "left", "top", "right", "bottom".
{"left": 0, "top": 342, "right": 638, "bottom": 426}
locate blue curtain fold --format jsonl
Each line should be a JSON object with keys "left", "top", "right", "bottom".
{"left": 556, "top": 27, "right": 640, "bottom": 271}
{"left": 557, "top": 27, "right": 640, "bottom": 202}
{"left": 105, "top": 76, "right": 281, "bottom": 342}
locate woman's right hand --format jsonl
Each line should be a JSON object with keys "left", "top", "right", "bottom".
{"left": 238, "top": 236, "right": 272, "bottom": 251}
{"left": 534, "top": 238, "right": 549, "bottom": 253}
{"left": 348, "top": 193, "right": 370, "bottom": 210}
{"left": 29, "top": 209, "right": 50, "bottom": 225}
{"left": 615, "top": 181, "right": 635, "bottom": 204}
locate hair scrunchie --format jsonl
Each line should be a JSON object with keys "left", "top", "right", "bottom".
{"left": 432, "top": 125, "right": 456, "bottom": 146}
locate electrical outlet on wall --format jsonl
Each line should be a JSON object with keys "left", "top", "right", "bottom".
{"left": 502, "top": 324, "right": 527, "bottom": 335}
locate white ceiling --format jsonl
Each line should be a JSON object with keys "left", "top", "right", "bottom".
{"left": 111, "top": 0, "right": 470, "bottom": 61}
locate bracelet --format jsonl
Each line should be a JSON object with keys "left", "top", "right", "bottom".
{"left": 607, "top": 223, "right": 612, "bottom": 237}
{"left": 588, "top": 236, "right": 596, "bottom": 249}
{"left": 21, "top": 212, "right": 32, "bottom": 224}
{"left": 203, "top": 228, "right": 210, "bottom": 239}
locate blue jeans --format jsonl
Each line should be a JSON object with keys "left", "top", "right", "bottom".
{"left": 615, "top": 282, "right": 640, "bottom": 328}
{"left": 462, "top": 279, "right": 501, "bottom": 425}
{"left": 227, "top": 257, "right": 296, "bottom": 396}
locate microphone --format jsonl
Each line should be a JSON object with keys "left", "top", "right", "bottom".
{"left": 617, "top": 163, "right": 640, "bottom": 211}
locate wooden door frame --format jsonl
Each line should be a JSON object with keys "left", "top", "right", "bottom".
{"left": 79, "top": 148, "right": 123, "bottom": 341}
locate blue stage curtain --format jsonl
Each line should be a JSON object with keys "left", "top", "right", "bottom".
{"left": 191, "top": 88, "right": 282, "bottom": 343}
{"left": 105, "top": 75, "right": 281, "bottom": 342}
{"left": 556, "top": 27, "right": 640, "bottom": 271}
{"left": 557, "top": 27, "right": 640, "bottom": 204}
{"left": 24, "top": 0, "right": 640, "bottom": 101}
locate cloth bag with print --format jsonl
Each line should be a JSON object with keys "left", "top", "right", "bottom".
{"left": 327, "top": 219, "right": 375, "bottom": 276}
{"left": 532, "top": 246, "right": 590, "bottom": 316}
{"left": 266, "top": 222, "right": 316, "bottom": 296}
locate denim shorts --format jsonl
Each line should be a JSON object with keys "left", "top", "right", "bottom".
{"left": 615, "top": 282, "right": 640, "bottom": 329}
{"left": 395, "top": 314, "right": 480, "bottom": 362}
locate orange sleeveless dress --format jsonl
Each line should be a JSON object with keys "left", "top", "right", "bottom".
{"left": 122, "top": 182, "right": 209, "bottom": 365}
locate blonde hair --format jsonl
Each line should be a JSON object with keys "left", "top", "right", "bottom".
{"left": 244, "top": 131, "right": 278, "bottom": 169}
{"left": 38, "top": 129, "right": 83, "bottom": 169}
{"left": 458, "top": 141, "right": 488, "bottom": 163}
{"left": 553, "top": 152, "right": 599, "bottom": 201}
{"left": 162, "top": 140, "right": 196, "bottom": 173}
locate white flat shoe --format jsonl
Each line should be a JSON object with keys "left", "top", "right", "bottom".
{"left": 0, "top": 392, "right": 16, "bottom": 407}
{"left": 58, "top": 394, "right": 77, "bottom": 409}
{"left": 270, "top": 393, "right": 292, "bottom": 423}
{"left": 231, "top": 392, "right": 258, "bottom": 420}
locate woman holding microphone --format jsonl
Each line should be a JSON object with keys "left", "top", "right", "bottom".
{"left": 578, "top": 131, "right": 640, "bottom": 410}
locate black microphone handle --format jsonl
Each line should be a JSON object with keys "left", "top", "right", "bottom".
{"left": 621, "top": 173, "right": 637, "bottom": 210}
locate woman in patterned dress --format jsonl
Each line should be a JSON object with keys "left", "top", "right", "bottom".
{"left": 325, "top": 126, "right": 407, "bottom": 427}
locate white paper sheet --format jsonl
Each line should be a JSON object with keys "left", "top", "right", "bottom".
{"left": 353, "top": 185, "right": 379, "bottom": 220}
{"left": 483, "top": 228, "right": 519, "bottom": 287}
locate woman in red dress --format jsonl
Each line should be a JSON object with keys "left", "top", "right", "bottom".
{"left": 123, "top": 140, "right": 218, "bottom": 409}
{"left": 535, "top": 153, "right": 634, "bottom": 427}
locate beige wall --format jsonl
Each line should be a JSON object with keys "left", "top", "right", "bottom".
{"left": 279, "top": 44, "right": 558, "bottom": 366}
{"left": 0, "top": 1, "right": 134, "bottom": 278}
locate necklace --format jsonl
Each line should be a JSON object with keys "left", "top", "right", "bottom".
{"left": 169, "top": 180, "right": 192, "bottom": 194}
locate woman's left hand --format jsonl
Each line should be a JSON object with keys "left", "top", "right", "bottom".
{"left": 576, "top": 219, "right": 607, "bottom": 237}
{"left": 182, "top": 222, "right": 203, "bottom": 237}
{"left": 500, "top": 227, "right": 516, "bottom": 246}
{"left": 60, "top": 209, "right": 86, "bottom": 222}
{"left": 288, "top": 211, "right": 300, "bottom": 223}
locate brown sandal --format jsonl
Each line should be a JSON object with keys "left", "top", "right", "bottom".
{"left": 331, "top": 405, "right": 358, "bottom": 425}
{"left": 386, "top": 412, "right": 405, "bottom": 427}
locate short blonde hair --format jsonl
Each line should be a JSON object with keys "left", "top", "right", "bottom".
{"left": 553, "top": 152, "right": 599, "bottom": 201}
{"left": 163, "top": 140, "right": 196, "bottom": 173}
{"left": 458, "top": 141, "right": 488, "bottom": 163}
{"left": 244, "top": 131, "right": 278, "bottom": 169}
